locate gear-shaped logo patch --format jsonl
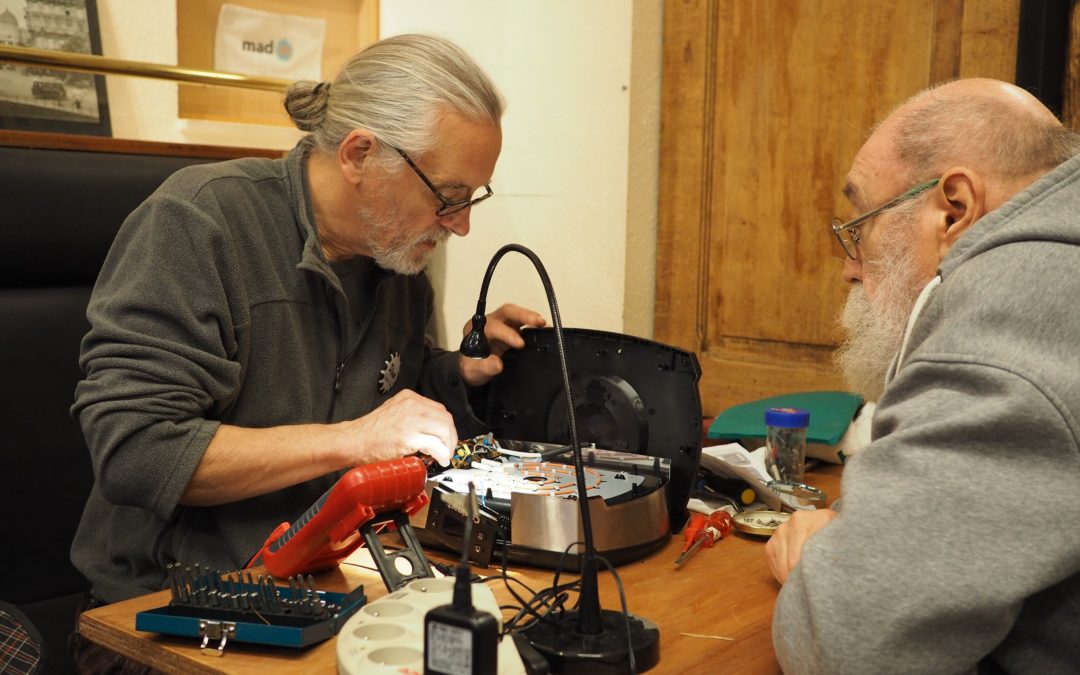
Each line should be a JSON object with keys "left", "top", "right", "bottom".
{"left": 378, "top": 351, "right": 401, "bottom": 394}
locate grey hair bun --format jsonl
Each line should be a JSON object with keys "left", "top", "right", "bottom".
{"left": 284, "top": 80, "right": 332, "bottom": 132}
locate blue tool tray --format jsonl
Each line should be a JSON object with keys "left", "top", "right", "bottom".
{"left": 136, "top": 582, "right": 367, "bottom": 649}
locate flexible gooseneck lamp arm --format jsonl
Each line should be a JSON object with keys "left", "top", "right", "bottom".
{"left": 459, "top": 243, "right": 602, "bottom": 635}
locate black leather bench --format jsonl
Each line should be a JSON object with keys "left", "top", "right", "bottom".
{"left": 0, "top": 131, "right": 277, "bottom": 673}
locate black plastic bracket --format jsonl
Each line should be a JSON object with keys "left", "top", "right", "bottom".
{"left": 359, "top": 509, "right": 434, "bottom": 592}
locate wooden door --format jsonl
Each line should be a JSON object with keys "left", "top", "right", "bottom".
{"left": 657, "top": 0, "right": 1020, "bottom": 416}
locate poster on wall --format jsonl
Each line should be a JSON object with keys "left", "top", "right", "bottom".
{"left": 0, "top": 0, "right": 111, "bottom": 136}
{"left": 214, "top": 4, "right": 325, "bottom": 81}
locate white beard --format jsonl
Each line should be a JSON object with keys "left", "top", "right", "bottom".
{"left": 834, "top": 227, "right": 925, "bottom": 401}
{"left": 360, "top": 200, "right": 450, "bottom": 276}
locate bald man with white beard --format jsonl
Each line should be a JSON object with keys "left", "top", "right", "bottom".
{"left": 766, "top": 79, "right": 1080, "bottom": 673}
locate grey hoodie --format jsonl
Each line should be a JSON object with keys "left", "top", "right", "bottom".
{"left": 71, "top": 141, "right": 480, "bottom": 603}
{"left": 773, "top": 153, "right": 1080, "bottom": 673}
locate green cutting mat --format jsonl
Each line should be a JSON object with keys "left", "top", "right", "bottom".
{"left": 706, "top": 391, "right": 863, "bottom": 446}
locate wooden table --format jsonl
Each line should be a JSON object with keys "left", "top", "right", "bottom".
{"left": 80, "top": 466, "right": 841, "bottom": 674}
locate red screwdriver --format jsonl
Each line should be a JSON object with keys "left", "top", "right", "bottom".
{"left": 675, "top": 510, "right": 733, "bottom": 568}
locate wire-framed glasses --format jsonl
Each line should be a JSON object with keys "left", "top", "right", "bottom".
{"left": 831, "top": 178, "right": 940, "bottom": 259}
{"left": 395, "top": 148, "right": 493, "bottom": 217}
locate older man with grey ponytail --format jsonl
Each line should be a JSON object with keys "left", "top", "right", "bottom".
{"left": 69, "top": 35, "right": 539, "bottom": 666}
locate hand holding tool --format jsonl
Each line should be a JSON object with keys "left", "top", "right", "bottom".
{"left": 675, "top": 510, "right": 733, "bottom": 568}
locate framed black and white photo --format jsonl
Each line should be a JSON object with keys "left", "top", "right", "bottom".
{"left": 0, "top": 0, "right": 110, "bottom": 136}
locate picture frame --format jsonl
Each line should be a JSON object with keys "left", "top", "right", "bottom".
{"left": 0, "top": 0, "right": 111, "bottom": 136}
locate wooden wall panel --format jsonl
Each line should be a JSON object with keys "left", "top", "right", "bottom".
{"left": 1066, "top": 0, "right": 1080, "bottom": 129}
{"left": 710, "top": 1, "right": 935, "bottom": 349}
{"left": 656, "top": 0, "right": 717, "bottom": 353}
{"left": 658, "top": 0, "right": 1019, "bottom": 416}
{"left": 958, "top": 0, "right": 1020, "bottom": 80}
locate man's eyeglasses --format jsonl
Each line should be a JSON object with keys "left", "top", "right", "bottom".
{"left": 395, "top": 148, "right": 493, "bottom": 217}
{"left": 831, "top": 178, "right": 940, "bottom": 259}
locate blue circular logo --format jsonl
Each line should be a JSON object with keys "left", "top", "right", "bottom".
{"left": 276, "top": 38, "right": 293, "bottom": 61}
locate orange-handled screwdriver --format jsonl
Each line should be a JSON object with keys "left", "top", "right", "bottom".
{"left": 675, "top": 510, "right": 733, "bottom": 568}
{"left": 680, "top": 512, "right": 707, "bottom": 554}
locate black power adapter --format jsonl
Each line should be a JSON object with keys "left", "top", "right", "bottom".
{"left": 424, "top": 483, "right": 499, "bottom": 675}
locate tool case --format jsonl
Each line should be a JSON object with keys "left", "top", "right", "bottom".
{"left": 135, "top": 564, "right": 367, "bottom": 652}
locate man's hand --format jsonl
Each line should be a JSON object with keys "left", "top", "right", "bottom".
{"left": 766, "top": 508, "right": 839, "bottom": 584}
{"left": 335, "top": 390, "right": 456, "bottom": 467}
{"left": 458, "top": 303, "right": 546, "bottom": 387}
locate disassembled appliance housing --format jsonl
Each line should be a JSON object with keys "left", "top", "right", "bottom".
{"left": 412, "top": 327, "right": 703, "bottom": 569}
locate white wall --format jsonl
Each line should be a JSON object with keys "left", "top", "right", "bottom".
{"left": 625, "top": 1, "right": 661, "bottom": 340}
{"left": 92, "top": 0, "right": 660, "bottom": 348}
{"left": 382, "top": 1, "right": 634, "bottom": 344}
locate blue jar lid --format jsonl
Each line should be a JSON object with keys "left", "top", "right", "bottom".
{"left": 765, "top": 407, "right": 810, "bottom": 429}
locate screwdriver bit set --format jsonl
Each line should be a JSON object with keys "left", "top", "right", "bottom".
{"left": 135, "top": 562, "right": 367, "bottom": 651}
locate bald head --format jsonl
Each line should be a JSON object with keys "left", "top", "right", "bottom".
{"left": 835, "top": 80, "right": 1080, "bottom": 399}
{"left": 903, "top": 78, "right": 1057, "bottom": 122}
{"left": 874, "top": 78, "right": 1079, "bottom": 190}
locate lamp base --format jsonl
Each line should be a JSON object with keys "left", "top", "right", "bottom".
{"left": 522, "top": 608, "right": 660, "bottom": 674}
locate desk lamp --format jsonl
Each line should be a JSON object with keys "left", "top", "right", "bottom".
{"left": 460, "top": 243, "right": 659, "bottom": 673}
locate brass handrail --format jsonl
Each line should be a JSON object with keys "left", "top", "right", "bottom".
{"left": 0, "top": 44, "right": 291, "bottom": 92}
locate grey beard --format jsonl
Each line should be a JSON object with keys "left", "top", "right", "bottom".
{"left": 370, "top": 227, "right": 449, "bottom": 276}
{"left": 360, "top": 199, "right": 449, "bottom": 276}
{"left": 835, "top": 285, "right": 904, "bottom": 401}
{"left": 834, "top": 230, "right": 925, "bottom": 401}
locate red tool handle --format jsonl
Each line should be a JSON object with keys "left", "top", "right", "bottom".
{"left": 699, "top": 510, "right": 733, "bottom": 549}
{"left": 681, "top": 512, "right": 707, "bottom": 553}
{"left": 249, "top": 456, "right": 429, "bottom": 578}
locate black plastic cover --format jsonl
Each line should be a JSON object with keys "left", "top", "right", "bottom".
{"left": 483, "top": 327, "right": 702, "bottom": 533}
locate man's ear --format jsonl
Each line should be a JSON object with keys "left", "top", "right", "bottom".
{"left": 337, "top": 129, "right": 379, "bottom": 185}
{"left": 933, "top": 167, "right": 985, "bottom": 258}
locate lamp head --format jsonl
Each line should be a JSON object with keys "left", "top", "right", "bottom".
{"left": 460, "top": 314, "right": 491, "bottom": 359}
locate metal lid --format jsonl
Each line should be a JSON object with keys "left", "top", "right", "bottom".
{"left": 732, "top": 510, "right": 790, "bottom": 536}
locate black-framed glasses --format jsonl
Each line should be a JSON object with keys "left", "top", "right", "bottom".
{"left": 831, "top": 178, "right": 940, "bottom": 259}
{"left": 394, "top": 148, "right": 493, "bottom": 217}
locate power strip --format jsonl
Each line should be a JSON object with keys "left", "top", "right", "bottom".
{"left": 336, "top": 577, "right": 525, "bottom": 674}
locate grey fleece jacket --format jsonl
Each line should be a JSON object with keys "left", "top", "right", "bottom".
{"left": 773, "top": 153, "right": 1080, "bottom": 674}
{"left": 71, "top": 140, "right": 480, "bottom": 603}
